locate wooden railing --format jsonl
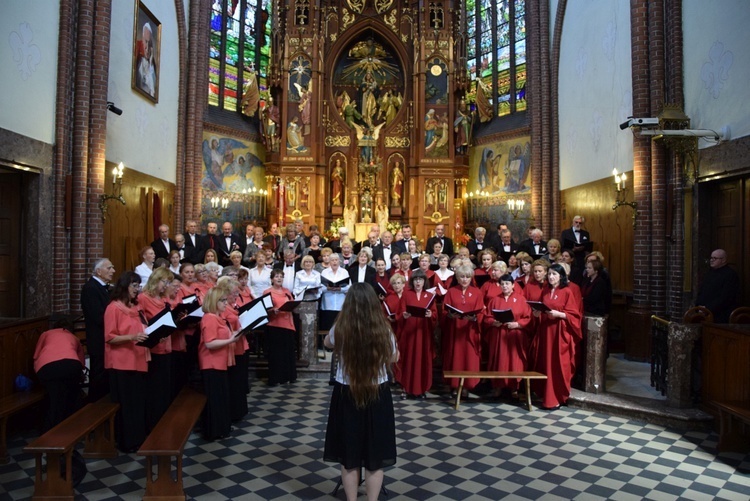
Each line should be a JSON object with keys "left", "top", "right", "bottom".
{"left": 650, "top": 315, "right": 669, "bottom": 396}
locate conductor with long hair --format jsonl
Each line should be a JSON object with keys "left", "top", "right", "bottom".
{"left": 324, "top": 283, "right": 399, "bottom": 501}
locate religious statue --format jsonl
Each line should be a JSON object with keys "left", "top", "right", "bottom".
{"left": 376, "top": 203, "right": 389, "bottom": 235}
{"left": 475, "top": 79, "right": 494, "bottom": 123}
{"left": 360, "top": 190, "right": 373, "bottom": 224}
{"left": 262, "top": 97, "right": 280, "bottom": 152}
{"left": 454, "top": 97, "right": 473, "bottom": 154}
{"left": 240, "top": 69, "right": 260, "bottom": 117}
{"left": 390, "top": 161, "right": 404, "bottom": 207}
{"left": 293, "top": 81, "right": 312, "bottom": 135}
{"left": 353, "top": 122, "right": 384, "bottom": 164}
{"left": 424, "top": 109, "right": 438, "bottom": 151}
{"left": 330, "top": 159, "right": 345, "bottom": 206}
{"left": 378, "top": 91, "right": 402, "bottom": 125}
{"left": 359, "top": 71, "right": 380, "bottom": 128}
{"left": 343, "top": 203, "right": 357, "bottom": 231}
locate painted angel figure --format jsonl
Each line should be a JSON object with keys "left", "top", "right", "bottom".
{"left": 293, "top": 81, "right": 312, "bottom": 134}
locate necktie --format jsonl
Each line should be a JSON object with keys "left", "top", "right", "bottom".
{"left": 384, "top": 246, "right": 390, "bottom": 250}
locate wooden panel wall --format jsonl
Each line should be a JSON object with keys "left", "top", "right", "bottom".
{"left": 560, "top": 176, "right": 635, "bottom": 292}
{"left": 0, "top": 317, "right": 47, "bottom": 399}
{"left": 701, "top": 324, "right": 750, "bottom": 421}
{"left": 102, "top": 165, "right": 175, "bottom": 275}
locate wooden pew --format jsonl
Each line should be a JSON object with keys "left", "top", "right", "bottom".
{"left": 0, "top": 389, "right": 45, "bottom": 464}
{"left": 714, "top": 401, "right": 750, "bottom": 453}
{"left": 23, "top": 400, "right": 119, "bottom": 500}
{"left": 443, "top": 371, "right": 547, "bottom": 411}
{"left": 138, "top": 387, "right": 206, "bottom": 500}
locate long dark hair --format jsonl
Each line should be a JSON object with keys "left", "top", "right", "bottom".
{"left": 332, "top": 283, "right": 394, "bottom": 409}
{"left": 111, "top": 271, "right": 141, "bottom": 305}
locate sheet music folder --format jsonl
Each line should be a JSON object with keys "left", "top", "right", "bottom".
{"left": 492, "top": 309, "right": 515, "bottom": 323}
{"left": 444, "top": 303, "right": 483, "bottom": 319}
{"left": 527, "top": 301, "right": 551, "bottom": 313}
{"left": 137, "top": 307, "right": 177, "bottom": 348}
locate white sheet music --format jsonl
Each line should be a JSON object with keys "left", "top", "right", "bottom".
{"left": 145, "top": 311, "right": 177, "bottom": 335}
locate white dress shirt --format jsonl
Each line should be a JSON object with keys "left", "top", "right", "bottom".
{"left": 320, "top": 267, "right": 350, "bottom": 311}
{"left": 282, "top": 264, "right": 297, "bottom": 291}
{"left": 293, "top": 270, "right": 321, "bottom": 299}
{"left": 249, "top": 267, "right": 271, "bottom": 299}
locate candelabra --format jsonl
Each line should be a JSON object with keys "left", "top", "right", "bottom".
{"left": 612, "top": 168, "right": 638, "bottom": 227}
{"left": 99, "top": 162, "right": 126, "bottom": 221}
{"left": 210, "top": 196, "right": 229, "bottom": 217}
{"left": 241, "top": 187, "right": 269, "bottom": 221}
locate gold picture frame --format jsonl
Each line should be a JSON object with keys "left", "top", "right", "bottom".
{"left": 131, "top": 0, "right": 161, "bottom": 103}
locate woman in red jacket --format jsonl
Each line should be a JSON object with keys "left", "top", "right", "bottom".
{"left": 199, "top": 287, "right": 241, "bottom": 440}
{"left": 34, "top": 316, "right": 85, "bottom": 431}
{"left": 104, "top": 271, "right": 150, "bottom": 452}
{"left": 264, "top": 269, "right": 298, "bottom": 386}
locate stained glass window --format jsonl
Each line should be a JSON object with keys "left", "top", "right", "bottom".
{"left": 209, "top": 0, "right": 271, "bottom": 112}
{"left": 465, "top": 0, "right": 526, "bottom": 117}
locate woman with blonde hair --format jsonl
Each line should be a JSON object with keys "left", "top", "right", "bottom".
{"left": 203, "top": 248, "right": 223, "bottom": 275}
{"left": 324, "top": 283, "right": 398, "bottom": 501}
{"left": 545, "top": 238, "right": 563, "bottom": 264}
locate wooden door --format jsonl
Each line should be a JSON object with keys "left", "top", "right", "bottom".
{"left": 0, "top": 172, "right": 22, "bottom": 318}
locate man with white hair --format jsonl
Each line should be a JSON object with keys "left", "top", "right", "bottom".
{"left": 326, "top": 226, "right": 353, "bottom": 254}
{"left": 81, "top": 258, "right": 116, "bottom": 402}
{"left": 519, "top": 228, "right": 547, "bottom": 260}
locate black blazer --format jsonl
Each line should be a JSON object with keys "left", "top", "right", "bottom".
{"left": 518, "top": 239, "right": 548, "bottom": 260}
{"left": 80, "top": 277, "right": 111, "bottom": 400}
{"left": 183, "top": 233, "right": 206, "bottom": 264}
{"left": 392, "top": 238, "right": 413, "bottom": 255}
{"left": 216, "top": 232, "right": 245, "bottom": 265}
{"left": 426, "top": 236, "right": 454, "bottom": 257}
{"left": 371, "top": 243, "right": 397, "bottom": 265}
{"left": 561, "top": 228, "right": 592, "bottom": 268}
{"left": 273, "top": 261, "right": 302, "bottom": 275}
{"left": 264, "top": 234, "right": 281, "bottom": 254}
{"left": 466, "top": 239, "right": 490, "bottom": 259}
{"left": 348, "top": 263, "right": 378, "bottom": 289}
{"left": 150, "top": 238, "right": 177, "bottom": 260}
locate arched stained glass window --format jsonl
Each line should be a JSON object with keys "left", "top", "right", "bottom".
{"left": 466, "top": 0, "right": 526, "bottom": 117}
{"left": 209, "top": 0, "right": 271, "bottom": 112}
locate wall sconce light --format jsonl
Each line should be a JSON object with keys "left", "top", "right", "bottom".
{"left": 507, "top": 198, "right": 525, "bottom": 219}
{"left": 210, "top": 196, "right": 230, "bottom": 217}
{"left": 612, "top": 168, "right": 638, "bottom": 227}
{"left": 99, "top": 162, "right": 126, "bottom": 221}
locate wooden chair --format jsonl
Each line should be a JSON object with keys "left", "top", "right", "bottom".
{"left": 729, "top": 307, "right": 750, "bottom": 324}
{"left": 682, "top": 306, "right": 713, "bottom": 324}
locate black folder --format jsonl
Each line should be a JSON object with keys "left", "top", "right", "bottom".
{"left": 322, "top": 277, "right": 350, "bottom": 288}
{"left": 527, "top": 301, "right": 551, "bottom": 313}
{"left": 492, "top": 309, "right": 515, "bottom": 323}
{"left": 405, "top": 294, "right": 435, "bottom": 317}
{"left": 376, "top": 282, "right": 389, "bottom": 298}
{"left": 444, "top": 304, "right": 483, "bottom": 319}
{"left": 137, "top": 306, "right": 177, "bottom": 348}
{"left": 563, "top": 238, "right": 594, "bottom": 253}
{"left": 474, "top": 274, "right": 492, "bottom": 288}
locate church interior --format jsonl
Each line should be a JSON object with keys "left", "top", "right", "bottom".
{"left": 1, "top": 0, "right": 749, "bottom": 499}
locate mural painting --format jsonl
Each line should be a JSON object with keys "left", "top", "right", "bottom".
{"left": 201, "top": 132, "right": 265, "bottom": 193}
{"left": 287, "top": 55, "right": 312, "bottom": 155}
{"left": 424, "top": 58, "right": 449, "bottom": 158}
{"left": 468, "top": 137, "right": 531, "bottom": 195}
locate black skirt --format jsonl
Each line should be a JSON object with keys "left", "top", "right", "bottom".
{"left": 324, "top": 382, "right": 397, "bottom": 471}
{"left": 266, "top": 326, "right": 297, "bottom": 385}
{"left": 202, "top": 369, "right": 231, "bottom": 440}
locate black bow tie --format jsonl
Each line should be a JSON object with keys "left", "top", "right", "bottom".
{"left": 383, "top": 246, "right": 390, "bottom": 249}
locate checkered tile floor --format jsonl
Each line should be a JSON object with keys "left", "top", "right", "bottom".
{"left": 2, "top": 379, "right": 749, "bottom": 500}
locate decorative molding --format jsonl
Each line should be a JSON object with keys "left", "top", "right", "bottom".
{"left": 385, "top": 136, "right": 410, "bottom": 148}
{"left": 325, "top": 135, "right": 351, "bottom": 147}
{"left": 341, "top": 8, "right": 355, "bottom": 31}
{"left": 375, "top": 0, "right": 394, "bottom": 14}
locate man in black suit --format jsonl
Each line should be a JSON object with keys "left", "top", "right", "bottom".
{"left": 202, "top": 221, "right": 220, "bottom": 255}
{"left": 244, "top": 223, "right": 256, "bottom": 249}
{"left": 80, "top": 258, "right": 115, "bottom": 402}
{"left": 426, "top": 223, "right": 454, "bottom": 257}
{"left": 326, "top": 227, "right": 354, "bottom": 254}
{"left": 278, "top": 223, "right": 306, "bottom": 261}
{"left": 150, "top": 224, "right": 177, "bottom": 260}
{"left": 174, "top": 233, "right": 187, "bottom": 263}
{"left": 485, "top": 222, "right": 510, "bottom": 253}
{"left": 372, "top": 231, "right": 395, "bottom": 271}
{"left": 497, "top": 229, "right": 520, "bottom": 265}
{"left": 183, "top": 220, "right": 206, "bottom": 264}
{"left": 216, "top": 221, "right": 245, "bottom": 266}
{"left": 467, "top": 226, "right": 489, "bottom": 263}
{"left": 560, "top": 215, "right": 591, "bottom": 270}
{"left": 518, "top": 228, "right": 547, "bottom": 261}
{"left": 273, "top": 249, "right": 302, "bottom": 291}
{"left": 393, "top": 224, "right": 414, "bottom": 254}
{"left": 348, "top": 249, "right": 377, "bottom": 289}
{"left": 264, "top": 222, "right": 281, "bottom": 255}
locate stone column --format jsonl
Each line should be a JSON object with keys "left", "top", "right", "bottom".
{"left": 667, "top": 323, "right": 701, "bottom": 409}
{"left": 583, "top": 316, "right": 608, "bottom": 394}
{"left": 296, "top": 301, "right": 319, "bottom": 367}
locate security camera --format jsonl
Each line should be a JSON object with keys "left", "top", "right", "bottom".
{"left": 620, "top": 117, "right": 659, "bottom": 130}
{"left": 107, "top": 102, "right": 123, "bottom": 116}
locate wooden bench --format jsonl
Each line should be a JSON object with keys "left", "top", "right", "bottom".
{"left": 714, "top": 401, "right": 750, "bottom": 453}
{"left": 138, "top": 387, "right": 206, "bottom": 500}
{"left": 23, "top": 400, "right": 119, "bottom": 500}
{"left": 0, "top": 389, "right": 45, "bottom": 464}
{"left": 443, "top": 371, "right": 547, "bottom": 411}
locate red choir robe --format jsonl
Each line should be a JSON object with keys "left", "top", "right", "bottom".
{"left": 483, "top": 292, "right": 532, "bottom": 390}
{"left": 383, "top": 291, "right": 403, "bottom": 381}
{"left": 396, "top": 289, "right": 437, "bottom": 396}
{"left": 528, "top": 285, "right": 582, "bottom": 408}
{"left": 441, "top": 286, "right": 484, "bottom": 390}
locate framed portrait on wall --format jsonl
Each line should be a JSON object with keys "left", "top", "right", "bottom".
{"left": 131, "top": 1, "right": 161, "bottom": 103}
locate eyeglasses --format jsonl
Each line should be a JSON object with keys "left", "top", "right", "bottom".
{"left": 129, "top": 283, "right": 140, "bottom": 289}
{"left": 160, "top": 279, "right": 171, "bottom": 285}
{"left": 218, "top": 298, "right": 228, "bottom": 303}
